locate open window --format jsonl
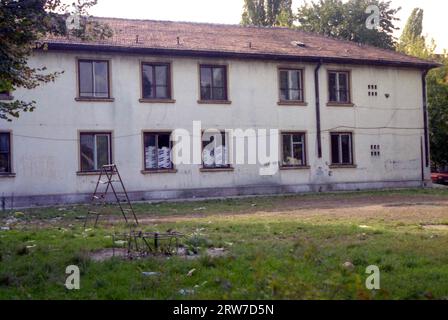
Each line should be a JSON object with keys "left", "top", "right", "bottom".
{"left": 281, "top": 132, "right": 307, "bottom": 167}
{"left": 330, "top": 132, "right": 354, "bottom": 165}
{"left": 279, "top": 69, "right": 304, "bottom": 103}
{"left": 79, "top": 132, "right": 112, "bottom": 172}
{"left": 143, "top": 132, "right": 174, "bottom": 171}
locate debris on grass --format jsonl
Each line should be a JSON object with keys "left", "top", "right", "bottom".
{"left": 193, "top": 207, "right": 207, "bottom": 211}
{"left": 359, "top": 225, "right": 372, "bottom": 229}
{"left": 142, "top": 272, "right": 160, "bottom": 277}
{"left": 0, "top": 226, "right": 10, "bottom": 231}
{"left": 178, "top": 289, "right": 195, "bottom": 295}
{"left": 187, "top": 268, "right": 196, "bottom": 277}
{"left": 342, "top": 261, "right": 355, "bottom": 271}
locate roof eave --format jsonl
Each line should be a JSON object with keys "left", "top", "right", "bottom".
{"left": 43, "top": 42, "right": 442, "bottom": 70}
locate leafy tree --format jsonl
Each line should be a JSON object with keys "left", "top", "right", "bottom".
{"left": 241, "top": 0, "right": 293, "bottom": 27}
{"left": 397, "top": 8, "right": 434, "bottom": 59}
{"left": 0, "top": 0, "right": 112, "bottom": 121}
{"left": 396, "top": 8, "right": 448, "bottom": 168}
{"left": 296, "top": 0, "right": 401, "bottom": 50}
{"left": 427, "top": 54, "right": 448, "bottom": 169}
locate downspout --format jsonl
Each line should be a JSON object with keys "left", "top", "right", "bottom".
{"left": 422, "top": 69, "right": 429, "bottom": 168}
{"left": 314, "top": 60, "right": 323, "bottom": 158}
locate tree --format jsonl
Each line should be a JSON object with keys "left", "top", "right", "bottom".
{"left": 427, "top": 54, "right": 448, "bottom": 169}
{"left": 241, "top": 0, "right": 293, "bottom": 27}
{"left": 397, "top": 8, "right": 434, "bottom": 59}
{"left": 296, "top": 0, "right": 401, "bottom": 50}
{"left": 0, "top": 0, "right": 112, "bottom": 121}
{"left": 397, "top": 8, "right": 448, "bottom": 168}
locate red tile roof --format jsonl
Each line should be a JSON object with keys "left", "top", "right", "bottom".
{"left": 45, "top": 17, "right": 440, "bottom": 69}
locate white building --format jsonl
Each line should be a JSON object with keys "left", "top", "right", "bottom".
{"left": 0, "top": 18, "right": 440, "bottom": 207}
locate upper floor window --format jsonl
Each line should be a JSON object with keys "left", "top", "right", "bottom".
{"left": 78, "top": 60, "right": 110, "bottom": 99}
{"left": 279, "top": 69, "right": 304, "bottom": 102}
{"left": 281, "top": 132, "right": 307, "bottom": 167}
{"left": 328, "top": 71, "right": 351, "bottom": 104}
{"left": 80, "top": 132, "right": 112, "bottom": 172}
{"left": 0, "top": 132, "right": 11, "bottom": 174}
{"left": 141, "top": 63, "right": 172, "bottom": 100}
{"left": 202, "top": 131, "right": 230, "bottom": 169}
{"left": 330, "top": 132, "right": 354, "bottom": 165}
{"left": 143, "top": 132, "right": 173, "bottom": 171}
{"left": 199, "top": 65, "right": 228, "bottom": 102}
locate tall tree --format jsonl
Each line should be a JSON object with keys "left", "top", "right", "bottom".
{"left": 296, "top": 0, "right": 401, "bottom": 50}
{"left": 396, "top": 8, "right": 448, "bottom": 168}
{"left": 241, "top": 0, "right": 293, "bottom": 27}
{"left": 427, "top": 54, "right": 448, "bottom": 169}
{"left": 0, "top": 0, "right": 112, "bottom": 121}
{"left": 397, "top": 8, "right": 434, "bottom": 59}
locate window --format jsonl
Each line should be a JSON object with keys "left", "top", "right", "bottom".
{"left": 330, "top": 132, "right": 354, "bottom": 165}
{"left": 80, "top": 132, "right": 112, "bottom": 172}
{"left": 328, "top": 71, "right": 350, "bottom": 103}
{"left": 141, "top": 63, "right": 171, "bottom": 100}
{"left": 281, "top": 133, "right": 306, "bottom": 167}
{"left": 0, "top": 132, "right": 11, "bottom": 174}
{"left": 0, "top": 90, "right": 12, "bottom": 100}
{"left": 199, "top": 65, "right": 228, "bottom": 101}
{"left": 202, "top": 131, "right": 230, "bottom": 169}
{"left": 143, "top": 132, "right": 173, "bottom": 170}
{"left": 78, "top": 60, "right": 110, "bottom": 98}
{"left": 279, "top": 69, "right": 304, "bottom": 102}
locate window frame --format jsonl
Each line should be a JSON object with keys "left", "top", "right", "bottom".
{"left": 280, "top": 131, "right": 308, "bottom": 169}
{"left": 200, "top": 130, "right": 233, "bottom": 171}
{"left": 0, "top": 131, "right": 13, "bottom": 175}
{"left": 327, "top": 70, "right": 352, "bottom": 106}
{"left": 0, "top": 90, "right": 13, "bottom": 101}
{"left": 78, "top": 131, "right": 113, "bottom": 173}
{"left": 76, "top": 59, "right": 112, "bottom": 101}
{"left": 330, "top": 132, "right": 355, "bottom": 166}
{"left": 278, "top": 67, "right": 306, "bottom": 105}
{"left": 198, "top": 64, "right": 230, "bottom": 104}
{"left": 142, "top": 131, "right": 176, "bottom": 173}
{"left": 140, "top": 62, "right": 174, "bottom": 103}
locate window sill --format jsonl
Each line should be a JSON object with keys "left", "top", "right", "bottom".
{"left": 75, "top": 97, "right": 115, "bottom": 102}
{"left": 139, "top": 99, "right": 176, "bottom": 104}
{"left": 200, "top": 167, "right": 234, "bottom": 172}
{"left": 327, "top": 102, "right": 354, "bottom": 107}
{"left": 278, "top": 101, "right": 308, "bottom": 106}
{"left": 141, "top": 169, "right": 177, "bottom": 174}
{"left": 280, "top": 166, "right": 311, "bottom": 170}
{"left": 329, "top": 164, "right": 357, "bottom": 169}
{"left": 0, "top": 173, "right": 16, "bottom": 178}
{"left": 197, "top": 100, "right": 232, "bottom": 105}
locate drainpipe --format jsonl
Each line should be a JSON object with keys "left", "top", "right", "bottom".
{"left": 422, "top": 69, "right": 429, "bottom": 168}
{"left": 314, "top": 61, "right": 323, "bottom": 158}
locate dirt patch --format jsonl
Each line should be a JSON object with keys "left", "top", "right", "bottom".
{"left": 90, "top": 248, "right": 128, "bottom": 262}
{"left": 89, "top": 247, "right": 228, "bottom": 262}
{"left": 422, "top": 224, "right": 448, "bottom": 231}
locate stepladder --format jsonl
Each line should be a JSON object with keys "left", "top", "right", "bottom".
{"left": 84, "top": 164, "right": 139, "bottom": 228}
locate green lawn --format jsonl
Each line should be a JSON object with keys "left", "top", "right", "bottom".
{"left": 1, "top": 188, "right": 448, "bottom": 300}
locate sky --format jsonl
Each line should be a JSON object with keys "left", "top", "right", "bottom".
{"left": 83, "top": 0, "right": 447, "bottom": 53}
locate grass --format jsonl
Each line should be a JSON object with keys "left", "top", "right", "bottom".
{"left": 1, "top": 188, "right": 448, "bottom": 300}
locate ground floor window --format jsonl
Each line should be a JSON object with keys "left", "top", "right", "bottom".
{"left": 281, "top": 132, "right": 306, "bottom": 167}
{"left": 0, "top": 132, "right": 11, "bottom": 173}
{"left": 80, "top": 132, "right": 112, "bottom": 172}
{"left": 202, "top": 131, "right": 230, "bottom": 169}
{"left": 330, "top": 132, "right": 353, "bottom": 165}
{"left": 143, "top": 132, "right": 173, "bottom": 170}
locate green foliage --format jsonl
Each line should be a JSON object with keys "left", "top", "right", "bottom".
{"left": 428, "top": 54, "right": 448, "bottom": 168}
{"left": 397, "top": 8, "right": 435, "bottom": 58}
{"left": 296, "top": 0, "right": 401, "bottom": 50}
{"left": 397, "top": 8, "right": 448, "bottom": 168}
{"left": 241, "top": 0, "right": 293, "bottom": 27}
{"left": 0, "top": 0, "right": 112, "bottom": 121}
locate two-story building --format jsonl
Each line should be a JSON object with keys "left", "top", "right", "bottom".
{"left": 0, "top": 18, "right": 440, "bottom": 207}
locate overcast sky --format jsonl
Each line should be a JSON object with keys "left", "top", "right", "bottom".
{"left": 83, "top": 0, "right": 447, "bottom": 53}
